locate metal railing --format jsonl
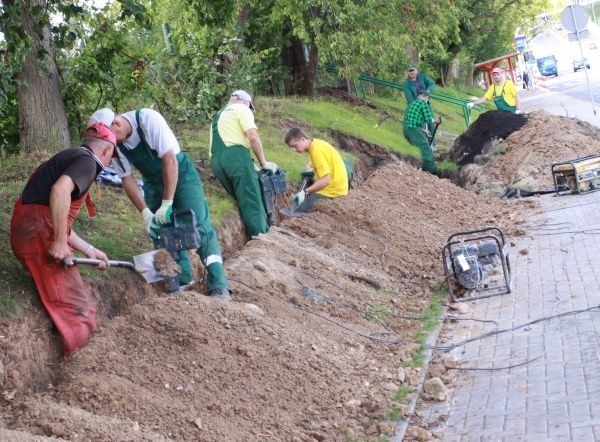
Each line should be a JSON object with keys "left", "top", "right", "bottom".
{"left": 321, "top": 66, "right": 480, "bottom": 128}
{"left": 356, "top": 74, "right": 476, "bottom": 128}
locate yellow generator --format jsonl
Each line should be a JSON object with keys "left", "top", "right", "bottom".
{"left": 551, "top": 154, "right": 600, "bottom": 195}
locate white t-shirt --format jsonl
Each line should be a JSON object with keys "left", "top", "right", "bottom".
{"left": 113, "top": 108, "right": 180, "bottom": 178}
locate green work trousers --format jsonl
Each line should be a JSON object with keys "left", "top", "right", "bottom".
{"left": 143, "top": 157, "right": 229, "bottom": 290}
{"left": 403, "top": 126, "right": 437, "bottom": 174}
{"left": 211, "top": 146, "right": 268, "bottom": 237}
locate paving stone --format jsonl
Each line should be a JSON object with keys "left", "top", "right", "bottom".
{"left": 413, "top": 191, "right": 600, "bottom": 440}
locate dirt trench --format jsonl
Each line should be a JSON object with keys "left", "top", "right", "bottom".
{"left": 0, "top": 134, "right": 396, "bottom": 399}
{"left": 0, "top": 135, "right": 398, "bottom": 436}
{"left": 1, "top": 157, "right": 531, "bottom": 440}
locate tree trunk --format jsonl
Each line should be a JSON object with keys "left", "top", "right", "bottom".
{"left": 443, "top": 56, "right": 461, "bottom": 86}
{"left": 281, "top": 25, "right": 316, "bottom": 96}
{"left": 15, "top": 0, "right": 70, "bottom": 152}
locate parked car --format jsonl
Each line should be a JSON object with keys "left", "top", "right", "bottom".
{"left": 573, "top": 58, "right": 591, "bottom": 72}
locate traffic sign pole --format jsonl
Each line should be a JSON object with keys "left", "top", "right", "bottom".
{"left": 563, "top": 5, "right": 596, "bottom": 115}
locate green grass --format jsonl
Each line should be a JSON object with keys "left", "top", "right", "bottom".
{"left": 384, "top": 286, "right": 448, "bottom": 426}
{"left": 204, "top": 184, "right": 237, "bottom": 228}
{"left": 277, "top": 98, "right": 420, "bottom": 159}
{"left": 411, "top": 286, "right": 447, "bottom": 367}
{"left": 388, "top": 385, "right": 413, "bottom": 421}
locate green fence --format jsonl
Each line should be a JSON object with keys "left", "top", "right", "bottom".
{"left": 321, "top": 66, "right": 476, "bottom": 129}
{"left": 357, "top": 74, "right": 473, "bottom": 129}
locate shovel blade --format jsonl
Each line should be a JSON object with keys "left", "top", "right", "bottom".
{"left": 133, "top": 250, "right": 168, "bottom": 283}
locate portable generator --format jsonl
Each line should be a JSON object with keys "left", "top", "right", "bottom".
{"left": 442, "top": 227, "right": 511, "bottom": 302}
{"left": 551, "top": 154, "right": 600, "bottom": 195}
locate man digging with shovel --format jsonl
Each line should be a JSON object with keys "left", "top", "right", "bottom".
{"left": 10, "top": 123, "right": 117, "bottom": 356}
{"left": 403, "top": 91, "right": 440, "bottom": 175}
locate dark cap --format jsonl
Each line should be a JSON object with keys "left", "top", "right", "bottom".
{"left": 407, "top": 64, "right": 418, "bottom": 71}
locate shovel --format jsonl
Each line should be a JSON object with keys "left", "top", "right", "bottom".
{"left": 62, "top": 250, "right": 167, "bottom": 283}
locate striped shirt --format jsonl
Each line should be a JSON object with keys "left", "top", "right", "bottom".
{"left": 403, "top": 98, "right": 434, "bottom": 128}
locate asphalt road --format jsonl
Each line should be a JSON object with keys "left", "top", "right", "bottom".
{"left": 520, "top": 53, "right": 600, "bottom": 127}
{"left": 538, "top": 56, "right": 600, "bottom": 102}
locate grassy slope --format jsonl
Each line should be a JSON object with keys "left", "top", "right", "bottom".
{"left": 0, "top": 86, "right": 492, "bottom": 316}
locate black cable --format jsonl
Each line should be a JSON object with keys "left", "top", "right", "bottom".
{"left": 294, "top": 272, "right": 394, "bottom": 333}
{"left": 434, "top": 305, "right": 600, "bottom": 352}
{"left": 232, "top": 271, "right": 600, "bottom": 369}
{"left": 197, "top": 222, "right": 209, "bottom": 285}
{"left": 444, "top": 315, "right": 499, "bottom": 326}
{"left": 544, "top": 199, "right": 600, "bottom": 213}
{"left": 538, "top": 228, "right": 600, "bottom": 236}
{"left": 462, "top": 235, "right": 572, "bottom": 372}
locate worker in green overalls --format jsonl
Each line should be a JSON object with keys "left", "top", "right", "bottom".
{"left": 403, "top": 91, "right": 441, "bottom": 174}
{"left": 210, "top": 90, "right": 279, "bottom": 238}
{"left": 467, "top": 66, "right": 521, "bottom": 113}
{"left": 90, "top": 108, "right": 231, "bottom": 301}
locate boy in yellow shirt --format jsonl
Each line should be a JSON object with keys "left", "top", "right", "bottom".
{"left": 283, "top": 127, "right": 349, "bottom": 214}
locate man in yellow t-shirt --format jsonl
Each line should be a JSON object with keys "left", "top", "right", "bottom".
{"left": 467, "top": 67, "right": 520, "bottom": 113}
{"left": 283, "top": 127, "right": 349, "bottom": 214}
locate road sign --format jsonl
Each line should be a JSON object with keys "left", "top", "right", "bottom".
{"left": 560, "top": 5, "right": 589, "bottom": 33}
{"left": 515, "top": 35, "right": 527, "bottom": 51}
{"left": 568, "top": 30, "right": 590, "bottom": 42}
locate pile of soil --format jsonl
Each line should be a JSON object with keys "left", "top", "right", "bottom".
{"left": 454, "top": 110, "right": 600, "bottom": 196}
{"left": 451, "top": 110, "right": 528, "bottom": 165}
{"left": 0, "top": 161, "right": 531, "bottom": 440}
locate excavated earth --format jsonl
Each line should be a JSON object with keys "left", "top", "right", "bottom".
{"left": 453, "top": 110, "right": 600, "bottom": 196}
{"left": 0, "top": 154, "right": 534, "bottom": 440}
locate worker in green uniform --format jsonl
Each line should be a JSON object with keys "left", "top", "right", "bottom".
{"left": 402, "top": 64, "right": 436, "bottom": 104}
{"left": 90, "top": 108, "right": 231, "bottom": 300}
{"left": 467, "top": 66, "right": 521, "bottom": 113}
{"left": 402, "top": 64, "right": 437, "bottom": 138}
{"left": 403, "top": 91, "right": 440, "bottom": 174}
{"left": 210, "top": 90, "right": 278, "bottom": 238}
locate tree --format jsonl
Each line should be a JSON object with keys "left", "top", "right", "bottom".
{"left": 0, "top": 0, "right": 151, "bottom": 153}
{"left": 1, "top": 0, "right": 69, "bottom": 152}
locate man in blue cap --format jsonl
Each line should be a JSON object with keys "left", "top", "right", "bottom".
{"left": 403, "top": 64, "right": 437, "bottom": 142}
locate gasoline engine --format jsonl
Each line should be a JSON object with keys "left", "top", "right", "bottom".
{"left": 442, "top": 227, "right": 511, "bottom": 302}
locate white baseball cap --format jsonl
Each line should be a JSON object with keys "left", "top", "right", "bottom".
{"left": 231, "top": 90, "right": 255, "bottom": 110}
{"left": 88, "top": 108, "right": 115, "bottom": 127}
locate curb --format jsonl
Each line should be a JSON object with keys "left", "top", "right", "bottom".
{"left": 391, "top": 306, "right": 448, "bottom": 441}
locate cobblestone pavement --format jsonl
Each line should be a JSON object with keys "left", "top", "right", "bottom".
{"left": 414, "top": 190, "right": 600, "bottom": 441}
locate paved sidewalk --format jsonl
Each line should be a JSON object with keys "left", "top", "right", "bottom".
{"left": 416, "top": 190, "right": 600, "bottom": 441}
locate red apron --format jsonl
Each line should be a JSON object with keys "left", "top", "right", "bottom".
{"left": 10, "top": 195, "right": 97, "bottom": 356}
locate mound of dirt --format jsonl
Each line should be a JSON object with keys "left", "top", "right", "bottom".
{"left": 457, "top": 110, "right": 600, "bottom": 196}
{"left": 450, "top": 110, "right": 528, "bottom": 165}
{"left": 1, "top": 161, "right": 532, "bottom": 440}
